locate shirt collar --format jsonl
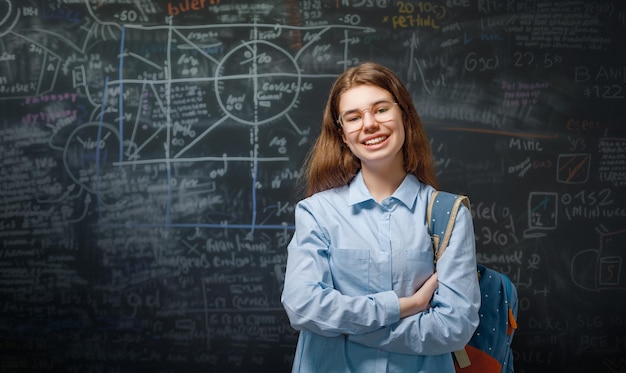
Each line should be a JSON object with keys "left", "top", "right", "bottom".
{"left": 347, "top": 170, "right": 422, "bottom": 209}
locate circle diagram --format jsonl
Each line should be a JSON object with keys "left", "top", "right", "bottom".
{"left": 0, "top": 0, "right": 19, "bottom": 37}
{"left": 63, "top": 122, "right": 125, "bottom": 194}
{"left": 215, "top": 40, "right": 301, "bottom": 125}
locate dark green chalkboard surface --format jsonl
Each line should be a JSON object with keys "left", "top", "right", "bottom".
{"left": 1, "top": 1, "right": 625, "bottom": 371}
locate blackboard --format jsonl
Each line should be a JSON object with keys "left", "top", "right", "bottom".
{"left": 1, "top": 1, "right": 625, "bottom": 372}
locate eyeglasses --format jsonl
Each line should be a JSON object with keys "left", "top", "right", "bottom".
{"left": 337, "top": 100, "right": 398, "bottom": 133}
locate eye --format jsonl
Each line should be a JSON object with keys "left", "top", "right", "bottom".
{"left": 374, "top": 103, "right": 393, "bottom": 114}
{"left": 376, "top": 106, "right": 389, "bottom": 114}
{"left": 344, "top": 114, "right": 362, "bottom": 123}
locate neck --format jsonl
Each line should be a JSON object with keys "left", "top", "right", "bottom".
{"left": 361, "top": 161, "right": 406, "bottom": 203}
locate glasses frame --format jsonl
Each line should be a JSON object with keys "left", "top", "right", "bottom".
{"left": 336, "top": 101, "right": 399, "bottom": 133}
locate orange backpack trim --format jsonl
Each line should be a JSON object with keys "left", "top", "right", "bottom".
{"left": 453, "top": 345, "right": 502, "bottom": 372}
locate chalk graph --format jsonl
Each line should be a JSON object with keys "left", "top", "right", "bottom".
{"left": 0, "top": 2, "right": 376, "bottom": 230}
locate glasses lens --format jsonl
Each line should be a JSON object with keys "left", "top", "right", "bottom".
{"left": 373, "top": 101, "right": 395, "bottom": 122}
{"left": 340, "top": 101, "right": 396, "bottom": 131}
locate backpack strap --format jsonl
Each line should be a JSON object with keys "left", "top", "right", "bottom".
{"left": 427, "top": 190, "right": 471, "bottom": 265}
{"left": 427, "top": 190, "right": 472, "bottom": 368}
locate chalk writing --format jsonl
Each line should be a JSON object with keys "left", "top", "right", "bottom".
{"left": 0, "top": 1, "right": 624, "bottom": 372}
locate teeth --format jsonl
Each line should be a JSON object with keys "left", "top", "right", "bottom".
{"left": 365, "top": 136, "right": 387, "bottom": 145}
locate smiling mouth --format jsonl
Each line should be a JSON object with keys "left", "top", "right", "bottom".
{"left": 364, "top": 136, "right": 388, "bottom": 145}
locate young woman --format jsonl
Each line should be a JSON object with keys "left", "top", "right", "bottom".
{"left": 281, "top": 62, "right": 480, "bottom": 372}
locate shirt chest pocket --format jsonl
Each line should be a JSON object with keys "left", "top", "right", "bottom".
{"left": 404, "top": 231, "right": 436, "bottom": 275}
{"left": 397, "top": 249, "right": 435, "bottom": 295}
{"left": 406, "top": 249, "right": 435, "bottom": 274}
{"left": 328, "top": 247, "right": 370, "bottom": 295}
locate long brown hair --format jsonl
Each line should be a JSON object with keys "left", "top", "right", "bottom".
{"left": 301, "top": 62, "right": 438, "bottom": 197}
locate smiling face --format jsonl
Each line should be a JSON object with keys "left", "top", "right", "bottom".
{"left": 339, "top": 84, "right": 405, "bottom": 173}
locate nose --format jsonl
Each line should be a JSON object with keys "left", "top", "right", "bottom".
{"left": 361, "top": 110, "right": 378, "bottom": 130}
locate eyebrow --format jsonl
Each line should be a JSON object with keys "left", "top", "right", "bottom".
{"left": 341, "top": 98, "right": 394, "bottom": 115}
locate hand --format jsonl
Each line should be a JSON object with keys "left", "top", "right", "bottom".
{"left": 398, "top": 272, "right": 438, "bottom": 318}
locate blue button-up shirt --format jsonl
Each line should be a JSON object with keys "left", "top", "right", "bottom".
{"left": 281, "top": 172, "right": 480, "bottom": 372}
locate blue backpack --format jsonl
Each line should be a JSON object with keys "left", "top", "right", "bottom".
{"left": 427, "top": 191, "right": 519, "bottom": 373}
